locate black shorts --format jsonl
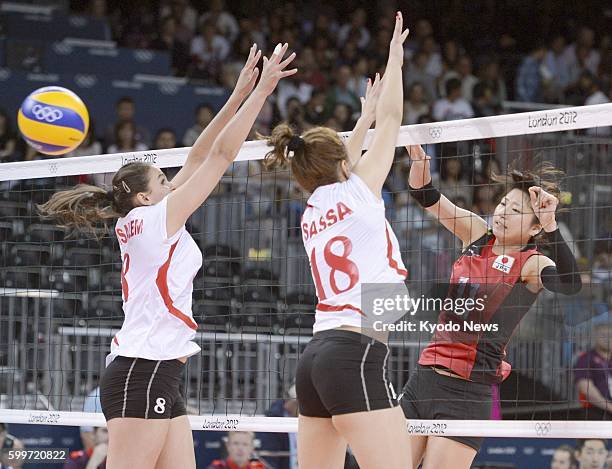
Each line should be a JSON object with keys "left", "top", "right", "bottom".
{"left": 296, "top": 329, "right": 398, "bottom": 417}
{"left": 399, "top": 364, "right": 492, "bottom": 451}
{"left": 100, "top": 356, "right": 187, "bottom": 421}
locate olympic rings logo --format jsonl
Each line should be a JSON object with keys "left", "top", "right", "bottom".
{"left": 32, "top": 104, "right": 64, "bottom": 123}
{"left": 429, "top": 127, "right": 442, "bottom": 139}
{"left": 534, "top": 422, "right": 551, "bottom": 436}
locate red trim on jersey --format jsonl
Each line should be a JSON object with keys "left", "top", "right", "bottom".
{"left": 385, "top": 225, "right": 408, "bottom": 278}
{"left": 113, "top": 335, "right": 119, "bottom": 345}
{"left": 316, "top": 302, "right": 366, "bottom": 316}
{"left": 156, "top": 240, "right": 198, "bottom": 331}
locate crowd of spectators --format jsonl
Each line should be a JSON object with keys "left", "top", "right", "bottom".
{"left": 1, "top": 1, "right": 610, "bottom": 160}
{"left": 84, "top": 0, "right": 611, "bottom": 125}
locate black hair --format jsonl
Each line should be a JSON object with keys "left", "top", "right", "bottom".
{"left": 445, "top": 78, "right": 462, "bottom": 97}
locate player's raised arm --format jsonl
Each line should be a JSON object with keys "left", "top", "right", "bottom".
{"left": 407, "top": 143, "right": 488, "bottom": 247}
{"left": 167, "top": 43, "right": 297, "bottom": 236}
{"left": 345, "top": 73, "right": 381, "bottom": 167}
{"left": 170, "top": 43, "right": 262, "bottom": 189}
{"left": 353, "top": 11, "right": 409, "bottom": 197}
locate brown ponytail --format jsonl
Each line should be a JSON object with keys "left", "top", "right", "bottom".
{"left": 38, "top": 162, "right": 153, "bottom": 237}
{"left": 262, "top": 123, "right": 347, "bottom": 193}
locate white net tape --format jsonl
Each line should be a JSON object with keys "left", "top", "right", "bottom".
{"left": 1, "top": 103, "right": 610, "bottom": 181}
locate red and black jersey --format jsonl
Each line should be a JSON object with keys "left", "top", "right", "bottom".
{"left": 419, "top": 231, "right": 540, "bottom": 384}
{"left": 207, "top": 458, "right": 266, "bottom": 469}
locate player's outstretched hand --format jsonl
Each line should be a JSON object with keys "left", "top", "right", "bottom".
{"left": 256, "top": 43, "right": 297, "bottom": 97}
{"left": 234, "top": 43, "right": 262, "bottom": 99}
{"left": 360, "top": 73, "right": 382, "bottom": 123}
{"left": 389, "top": 11, "right": 409, "bottom": 65}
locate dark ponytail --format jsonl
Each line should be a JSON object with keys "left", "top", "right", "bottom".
{"left": 38, "top": 162, "right": 153, "bottom": 237}
{"left": 492, "top": 161, "right": 564, "bottom": 243}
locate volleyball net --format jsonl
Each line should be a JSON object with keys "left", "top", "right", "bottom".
{"left": 0, "top": 103, "right": 611, "bottom": 439}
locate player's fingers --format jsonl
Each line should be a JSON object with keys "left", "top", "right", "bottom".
{"left": 393, "top": 11, "right": 403, "bottom": 38}
{"left": 247, "top": 43, "right": 256, "bottom": 62}
{"left": 280, "top": 68, "right": 298, "bottom": 78}
{"left": 401, "top": 28, "right": 410, "bottom": 42}
{"left": 279, "top": 51, "right": 297, "bottom": 69}
{"left": 251, "top": 49, "right": 262, "bottom": 66}
{"left": 273, "top": 43, "right": 289, "bottom": 62}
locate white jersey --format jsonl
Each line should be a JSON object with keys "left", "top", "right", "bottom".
{"left": 301, "top": 173, "right": 407, "bottom": 333}
{"left": 107, "top": 195, "right": 202, "bottom": 365}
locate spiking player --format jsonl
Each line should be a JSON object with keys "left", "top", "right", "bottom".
{"left": 400, "top": 144, "right": 582, "bottom": 468}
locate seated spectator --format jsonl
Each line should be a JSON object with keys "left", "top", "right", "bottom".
{"left": 190, "top": 19, "right": 230, "bottom": 80}
{"left": 564, "top": 27, "right": 601, "bottom": 78}
{"left": 103, "top": 97, "right": 149, "bottom": 149}
{"left": 403, "top": 82, "right": 430, "bottom": 125}
{"left": 592, "top": 252, "right": 612, "bottom": 283}
{"left": 544, "top": 35, "right": 571, "bottom": 102}
{"left": 405, "top": 51, "right": 437, "bottom": 101}
{"left": 421, "top": 35, "right": 443, "bottom": 78}
{"left": 159, "top": 0, "right": 197, "bottom": 44}
{"left": 0, "top": 109, "right": 17, "bottom": 162}
{"left": 0, "top": 423, "right": 25, "bottom": 469}
{"left": 96, "top": 121, "right": 148, "bottom": 187}
{"left": 472, "top": 82, "right": 499, "bottom": 117}
{"left": 436, "top": 155, "right": 473, "bottom": 208}
{"left": 515, "top": 42, "right": 548, "bottom": 103}
{"left": 326, "top": 65, "right": 360, "bottom": 114}
{"left": 107, "top": 121, "right": 148, "bottom": 155}
{"left": 472, "top": 184, "right": 500, "bottom": 224}
{"left": 257, "top": 385, "right": 298, "bottom": 469}
{"left": 456, "top": 55, "right": 479, "bottom": 102}
{"left": 199, "top": 0, "right": 239, "bottom": 44}
{"left": 285, "top": 98, "right": 310, "bottom": 134}
{"left": 153, "top": 127, "right": 177, "bottom": 150}
{"left": 574, "top": 322, "right": 612, "bottom": 419}
{"left": 479, "top": 59, "right": 507, "bottom": 108}
{"left": 68, "top": 123, "right": 103, "bottom": 158}
{"left": 276, "top": 74, "right": 313, "bottom": 120}
{"left": 574, "top": 439, "right": 608, "bottom": 469}
{"left": 551, "top": 444, "right": 575, "bottom": 469}
{"left": 183, "top": 104, "right": 214, "bottom": 147}
{"left": 150, "top": 15, "right": 190, "bottom": 76}
{"left": 298, "top": 47, "right": 328, "bottom": 90}
{"left": 64, "top": 427, "right": 107, "bottom": 469}
{"left": 304, "top": 89, "right": 327, "bottom": 126}
{"left": 207, "top": 432, "right": 265, "bottom": 469}
{"left": 331, "top": 103, "right": 354, "bottom": 131}
{"left": 337, "top": 8, "right": 370, "bottom": 49}
{"left": 432, "top": 78, "right": 474, "bottom": 121}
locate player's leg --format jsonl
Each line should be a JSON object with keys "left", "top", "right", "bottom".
{"left": 398, "top": 370, "right": 429, "bottom": 468}
{"left": 332, "top": 406, "right": 410, "bottom": 469}
{"left": 296, "top": 335, "right": 347, "bottom": 468}
{"left": 106, "top": 418, "right": 169, "bottom": 468}
{"left": 154, "top": 415, "right": 196, "bottom": 469}
{"left": 409, "top": 435, "right": 428, "bottom": 468}
{"left": 298, "top": 415, "right": 347, "bottom": 469}
{"left": 421, "top": 436, "right": 477, "bottom": 469}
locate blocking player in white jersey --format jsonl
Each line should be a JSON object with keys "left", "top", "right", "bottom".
{"left": 39, "top": 43, "right": 296, "bottom": 469}
{"left": 262, "top": 13, "right": 410, "bottom": 469}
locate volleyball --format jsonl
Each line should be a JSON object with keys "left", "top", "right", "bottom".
{"left": 17, "top": 86, "right": 89, "bottom": 156}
